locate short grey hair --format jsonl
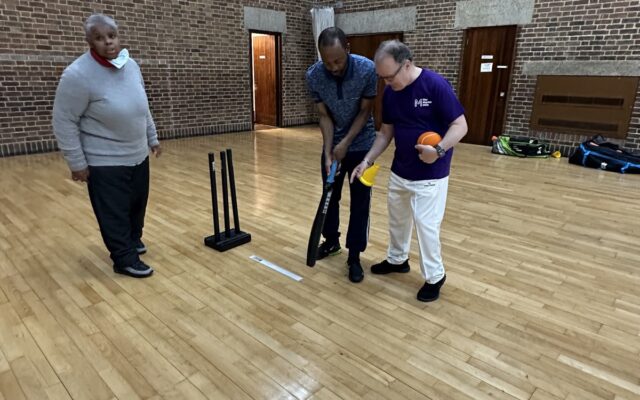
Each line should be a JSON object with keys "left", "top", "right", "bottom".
{"left": 84, "top": 14, "right": 118, "bottom": 38}
{"left": 375, "top": 40, "right": 413, "bottom": 64}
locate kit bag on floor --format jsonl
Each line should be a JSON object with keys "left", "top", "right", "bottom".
{"left": 569, "top": 135, "right": 640, "bottom": 173}
{"left": 491, "top": 135, "right": 551, "bottom": 157}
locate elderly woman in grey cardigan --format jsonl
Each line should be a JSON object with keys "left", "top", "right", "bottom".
{"left": 52, "top": 13, "right": 161, "bottom": 278}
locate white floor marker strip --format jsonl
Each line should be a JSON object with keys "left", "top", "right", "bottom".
{"left": 250, "top": 255, "right": 303, "bottom": 282}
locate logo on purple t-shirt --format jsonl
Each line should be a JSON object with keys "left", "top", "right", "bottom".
{"left": 414, "top": 98, "right": 433, "bottom": 108}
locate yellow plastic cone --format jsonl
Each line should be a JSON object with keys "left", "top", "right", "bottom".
{"left": 359, "top": 164, "right": 380, "bottom": 187}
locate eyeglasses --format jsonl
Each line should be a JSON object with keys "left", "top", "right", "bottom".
{"left": 378, "top": 61, "right": 406, "bottom": 81}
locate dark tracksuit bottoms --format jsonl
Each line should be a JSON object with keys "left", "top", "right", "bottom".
{"left": 321, "top": 150, "right": 371, "bottom": 258}
{"left": 87, "top": 157, "right": 149, "bottom": 269}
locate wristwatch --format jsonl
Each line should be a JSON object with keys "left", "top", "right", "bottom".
{"left": 434, "top": 144, "right": 446, "bottom": 158}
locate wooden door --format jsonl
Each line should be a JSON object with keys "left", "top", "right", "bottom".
{"left": 252, "top": 34, "right": 277, "bottom": 126}
{"left": 347, "top": 33, "right": 403, "bottom": 131}
{"left": 458, "top": 26, "right": 517, "bottom": 145}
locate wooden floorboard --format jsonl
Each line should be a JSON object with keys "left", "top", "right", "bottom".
{"left": 0, "top": 125, "right": 639, "bottom": 399}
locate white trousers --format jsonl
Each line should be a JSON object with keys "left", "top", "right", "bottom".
{"left": 387, "top": 172, "right": 449, "bottom": 283}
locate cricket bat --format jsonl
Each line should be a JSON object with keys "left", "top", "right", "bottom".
{"left": 306, "top": 160, "right": 338, "bottom": 267}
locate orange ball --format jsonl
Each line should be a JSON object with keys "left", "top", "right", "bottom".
{"left": 417, "top": 131, "right": 441, "bottom": 146}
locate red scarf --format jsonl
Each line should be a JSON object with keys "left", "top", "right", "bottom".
{"left": 90, "top": 48, "right": 116, "bottom": 68}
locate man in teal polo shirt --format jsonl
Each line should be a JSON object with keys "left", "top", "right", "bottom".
{"left": 305, "top": 27, "right": 377, "bottom": 283}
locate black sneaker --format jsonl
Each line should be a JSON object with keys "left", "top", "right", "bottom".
{"left": 370, "top": 259, "right": 410, "bottom": 274}
{"left": 114, "top": 260, "right": 154, "bottom": 278}
{"left": 347, "top": 259, "right": 364, "bottom": 283}
{"left": 417, "top": 275, "right": 446, "bottom": 302}
{"left": 136, "top": 240, "right": 147, "bottom": 255}
{"left": 317, "top": 241, "right": 341, "bottom": 260}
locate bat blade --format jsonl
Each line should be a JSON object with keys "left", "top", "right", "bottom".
{"left": 306, "top": 161, "right": 338, "bottom": 267}
{"left": 306, "top": 187, "right": 333, "bottom": 267}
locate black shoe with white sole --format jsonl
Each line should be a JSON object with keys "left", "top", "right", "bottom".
{"left": 114, "top": 260, "right": 154, "bottom": 278}
{"left": 136, "top": 240, "right": 147, "bottom": 255}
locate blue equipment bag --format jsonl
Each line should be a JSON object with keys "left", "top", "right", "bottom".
{"left": 569, "top": 135, "right": 640, "bottom": 173}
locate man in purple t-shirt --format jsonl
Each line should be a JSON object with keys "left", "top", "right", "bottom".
{"left": 351, "top": 40, "right": 468, "bottom": 302}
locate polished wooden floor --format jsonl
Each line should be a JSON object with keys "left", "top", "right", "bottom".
{"left": 0, "top": 126, "right": 639, "bottom": 400}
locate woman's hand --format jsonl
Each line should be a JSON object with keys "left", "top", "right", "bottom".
{"left": 71, "top": 168, "right": 90, "bottom": 182}
{"left": 151, "top": 144, "right": 162, "bottom": 157}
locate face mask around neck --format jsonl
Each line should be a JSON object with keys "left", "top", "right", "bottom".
{"left": 109, "top": 48, "right": 130, "bottom": 69}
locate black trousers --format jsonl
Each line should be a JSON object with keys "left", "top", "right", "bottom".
{"left": 321, "top": 151, "right": 371, "bottom": 253}
{"left": 87, "top": 157, "right": 150, "bottom": 269}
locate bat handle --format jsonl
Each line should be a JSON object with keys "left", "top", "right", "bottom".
{"left": 327, "top": 160, "right": 338, "bottom": 184}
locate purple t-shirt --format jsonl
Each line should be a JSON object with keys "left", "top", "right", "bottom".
{"left": 382, "top": 69, "right": 465, "bottom": 181}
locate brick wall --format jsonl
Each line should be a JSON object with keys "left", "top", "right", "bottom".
{"left": 509, "top": 0, "right": 640, "bottom": 153}
{"left": 312, "top": 0, "right": 464, "bottom": 87}
{"left": 0, "top": 0, "right": 318, "bottom": 157}
{"left": 2, "top": 0, "right": 639, "bottom": 157}
{"left": 315, "top": 0, "right": 640, "bottom": 154}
